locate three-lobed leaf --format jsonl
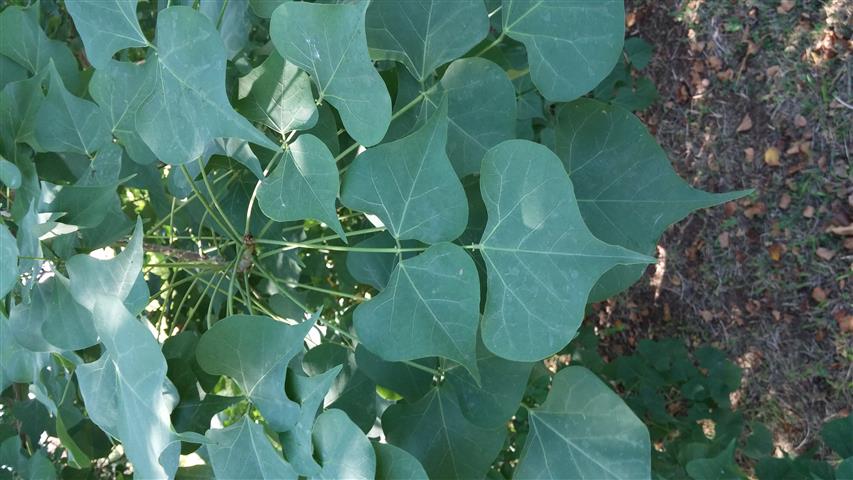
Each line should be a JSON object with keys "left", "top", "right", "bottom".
{"left": 271, "top": 1, "right": 392, "bottom": 147}
{"left": 479, "top": 140, "right": 652, "bottom": 362}
{"left": 342, "top": 97, "right": 467, "bottom": 244}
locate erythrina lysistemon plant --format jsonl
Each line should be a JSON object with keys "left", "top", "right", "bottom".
{"left": 0, "top": 1, "right": 749, "bottom": 478}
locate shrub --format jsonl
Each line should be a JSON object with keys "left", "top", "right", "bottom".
{"left": 0, "top": 0, "right": 751, "bottom": 478}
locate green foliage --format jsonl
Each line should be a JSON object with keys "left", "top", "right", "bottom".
{"left": 0, "top": 1, "right": 752, "bottom": 478}
{"left": 565, "top": 329, "right": 852, "bottom": 480}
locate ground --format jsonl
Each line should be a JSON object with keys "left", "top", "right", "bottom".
{"left": 595, "top": 0, "right": 851, "bottom": 462}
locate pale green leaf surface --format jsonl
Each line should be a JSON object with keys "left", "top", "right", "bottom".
{"left": 515, "top": 366, "right": 651, "bottom": 480}
{"left": 64, "top": 0, "right": 148, "bottom": 69}
{"left": 0, "top": 55, "right": 28, "bottom": 89}
{"left": 0, "top": 312, "right": 48, "bottom": 391}
{"left": 35, "top": 274, "right": 97, "bottom": 351}
{"left": 0, "top": 157, "right": 21, "bottom": 189}
{"left": 206, "top": 416, "right": 298, "bottom": 480}
{"left": 271, "top": 1, "right": 391, "bottom": 147}
{"left": 312, "top": 409, "right": 376, "bottom": 480}
{"left": 365, "top": 0, "right": 489, "bottom": 82}
{"left": 342, "top": 98, "right": 467, "bottom": 243}
{"left": 35, "top": 65, "right": 111, "bottom": 156}
{"left": 479, "top": 140, "right": 652, "bottom": 361}
{"left": 249, "top": 0, "right": 287, "bottom": 18}
{"left": 0, "top": 70, "right": 48, "bottom": 151}
{"left": 76, "top": 297, "right": 179, "bottom": 479}
{"left": 0, "top": 223, "right": 18, "bottom": 298}
{"left": 373, "top": 442, "right": 428, "bottom": 480}
{"left": 257, "top": 134, "right": 344, "bottom": 239}
{"left": 685, "top": 440, "right": 743, "bottom": 480}
{"left": 301, "top": 343, "right": 377, "bottom": 433}
{"left": 354, "top": 243, "right": 480, "bottom": 380}
{"left": 280, "top": 364, "right": 342, "bottom": 476}
{"left": 237, "top": 51, "right": 318, "bottom": 135}
{"left": 0, "top": 6, "right": 81, "bottom": 92}
{"left": 66, "top": 218, "right": 148, "bottom": 314}
{"left": 89, "top": 61, "right": 157, "bottom": 165}
{"left": 199, "top": 0, "right": 250, "bottom": 60}
{"left": 196, "top": 314, "right": 314, "bottom": 431}
{"left": 501, "top": 0, "right": 625, "bottom": 102}
{"left": 553, "top": 100, "right": 750, "bottom": 301}
{"left": 445, "top": 338, "right": 533, "bottom": 428}
{"left": 383, "top": 384, "right": 506, "bottom": 479}
{"left": 429, "top": 58, "right": 517, "bottom": 177}
{"left": 135, "top": 7, "right": 277, "bottom": 165}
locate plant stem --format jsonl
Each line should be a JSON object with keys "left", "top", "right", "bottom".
{"left": 474, "top": 33, "right": 505, "bottom": 57}
{"left": 285, "top": 281, "right": 362, "bottom": 301}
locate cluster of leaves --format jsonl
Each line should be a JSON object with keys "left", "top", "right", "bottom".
{"left": 564, "top": 329, "right": 853, "bottom": 480}
{"left": 0, "top": 0, "right": 750, "bottom": 478}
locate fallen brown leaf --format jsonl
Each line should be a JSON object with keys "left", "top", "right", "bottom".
{"left": 778, "top": 193, "right": 792, "bottom": 209}
{"left": 744, "top": 147, "right": 755, "bottom": 162}
{"left": 744, "top": 202, "right": 767, "bottom": 219}
{"left": 816, "top": 247, "right": 836, "bottom": 261}
{"left": 700, "top": 310, "right": 714, "bottom": 322}
{"left": 827, "top": 224, "right": 853, "bottom": 236}
{"left": 778, "top": 0, "right": 795, "bottom": 14}
{"left": 794, "top": 114, "right": 808, "bottom": 128}
{"left": 764, "top": 147, "right": 781, "bottom": 166}
{"left": 768, "top": 244, "right": 784, "bottom": 261}
{"left": 811, "top": 287, "right": 827, "bottom": 303}
{"left": 803, "top": 205, "right": 816, "bottom": 218}
{"left": 719, "top": 231, "right": 730, "bottom": 248}
{"left": 836, "top": 313, "right": 853, "bottom": 333}
{"left": 737, "top": 114, "right": 753, "bottom": 133}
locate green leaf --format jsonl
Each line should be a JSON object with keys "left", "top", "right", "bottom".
{"left": 743, "top": 422, "right": 774, "bottom": 460}
{"left": 312, "top": 409, "right": 376, "bottom": 480}
{"left": 383, "top": 384, "right": 506, "bottom": 479}
{"left": 478, "top": 140, "right": 652, "bottom": 361}
{"left": 195, "top": 314, "right": 314, "bottom": 431}
{"left": 365, "top": 0, "right": 489, "bottom": 82}
{"left": 302, "top": 343, "right": 377, "bottom": 433}
{"left": 354, "top": 243, "right": 480, "bottom": 380}
{"left": 345, "top": 232, "right": 416, "bottom": 290}
{"left": 66, "top": 218, "right": 149, "bottom": 314}
{"left": 0, "top": 157, "right": 21, "bottom": 188}
{"left": 172, "top": 395, "right": 238, "bottom": 453}
{"left": 257, "top": 134, "right": 344, "bottom": 240}
{"left": 0, "top": 223, "right": 18, "bottom": 298}
{"left": 821, "top": 415, "right": 852, "bottom": 458}
{"left": 0, "top": 312, "right": 48, "bottom": 391}
{"left": 206, "top": 417, "right": 298, "bottom": 480}
{"left": 0, "top": 6, "right": 81, "bottom": 93}
{"left": 428, "top": 58, "right": 517, "bottom": 177}
{"left": 373, "top": 442, "right": 429, "bottom": 480}
{"left": 444, "top": 338, "right": 532, "bottom": 428}
{"left": 64, "top": 0, "right": 148, "bottom": 69}
{"left": 553, "top": 99, "right": 749, "bottom": 301}
{"left": 18, "top": 274, "right": 97, "bottom": 351}
{"left": 837, "top": 458, "right": 853, "bottom": 480}
{"left": 76, "top": 297, "right": 179, "bottom": 479}
{"left": 0, "top": 70, "right": 48, "bottom": 152}
{"left": 45, "top": 180, "right": 122, "bottom": 229}
{"left": 685, "top": 440, "right": 744, "bottom": 480}
{"left": 501, "top": 0, "right": 625, "bottom": 102}
{"left": 342, "top": 98, "right": 467, "bottom": 243}
{"left": 280, "top": 364, "right": 342, "bottom": 476}
{"left": 354, "top": 344, "right": 435, "bottom": 401}
{"left": 237, "top": 51, "right": 318, "bottom": 135}
{"left": 89, "top": 61, "right": 157, "bottom": 165}
{"left": 199, "top": 0, "right": 250, "bottom": 60}
{"left": 515, "top": 366, "right": 651, "bottom": 479}
{"left": 249, "top": 0, "right": 286, "bottom": 18}
{"left": 270, "top": 1, "right": 392, "bottom": 147}
{"left": 35, "top": 64, "right": 111, "bottom": 156}
{"left": 135, "top": 6, "right": 277, "bottom": 165}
